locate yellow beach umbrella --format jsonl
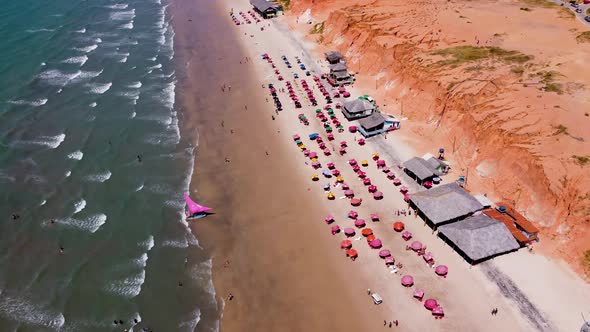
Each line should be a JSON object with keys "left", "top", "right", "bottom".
{"left": 327, "top": 192, "right": 335, "bottom": 200}
{"left": 361, "top": 160, "right": 369, "bottom": 167}
{"left": 300, "top": 144, "right": 307, "bottom": 150}
{"left": 336, "top": 176, "right": 344, "bottom": 183}
{"left": 311, "top": 174, "right": 319, "bottom": 181}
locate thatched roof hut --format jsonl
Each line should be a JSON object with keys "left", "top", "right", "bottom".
{"left": 438, "top": 213, "right": 520, "bottom": 263}
{"left": 409, "top": 183, "right": 483, "bottom": 226}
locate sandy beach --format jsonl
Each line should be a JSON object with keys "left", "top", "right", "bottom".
{"left": 172, "top": 0, "right": 590, "bottom": 331}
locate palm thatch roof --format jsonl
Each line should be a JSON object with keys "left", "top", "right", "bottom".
{"left": 410, "top": 183, "right": 483, "bottom": 225}
{"left": 330, "top": 63, "right": 348, "bottom": 73}
{"left": 343, "top": 99, "right": 374, "bottom": 114}
{"left": 359, "top": 113, "right": 385, "bottom": 130}
{"left": 403, "top": 157, "right": 436, "bottom": 181}
{"left": 325, "top": 51, "right": 343, "bottom": 63}
{"left": 250, "top": 0, "right": 278, "bottom": 12}
{"left": 438, "top": 213, "right": 520, "bottom": 262}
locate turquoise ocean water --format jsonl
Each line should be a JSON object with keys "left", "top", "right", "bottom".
{"left": 0, "top": 0, "right": 219, "bottom": 330}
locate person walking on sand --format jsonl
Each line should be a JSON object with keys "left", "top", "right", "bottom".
{"left": 367, "top": 288, "right": 371, "bottom": 295}
{"left": 221, "top": 121, "right": 224, "bottom": 127}
{"left": 384, "top": 320, "right": 386, "bottom": 326}
{"left": 389, "top": 322, "right": 392, "bottom": 328}
{"left": 395, "top": 320, "right": 398, "bottom": 326}
{"left": 228, "top": 85, "right": 231, "bottom": 92}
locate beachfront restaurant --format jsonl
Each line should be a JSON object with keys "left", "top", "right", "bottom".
{"left": 327, "top": 63, "right": 354, "bottom": 86}
{"left": 403, "top": 156, "right": 447, "bottom": 185}
{"left": 341, "top": 98, "right": 375, "bottom": 120}
{"left": 409, "top": 182, "right": 484, "bottom": 228}
{"left": 357, "top": 113, "right": 400, "bottom": 138}
{"left": 250, "top": 0, "right": 282, "bottom": 18}
{"left": 437, "top": 213, "right": 520, "bottom": 264}
{"left": 325, "top": 51, "right": 344, "bottom": 64}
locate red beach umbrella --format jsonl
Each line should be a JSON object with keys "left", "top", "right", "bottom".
{"left": 401, "top": 275, "right": 414, "bottom": 287}
{"left": 346, "top": 249, "right": 358, "bottom": 258}
{"left": 366, "top": 234, "right": 376, "bottom": 242}
{"left": 393, "top": 222, "right": 405, "bottom": 232}
{"left": 361, "top": 228, "right": 373, "bottom": 237}
{"left": 358, "top": 138, "right": 365, "bottom": 145}
{"left": 368, "top": 185, "right": 377, "bottom": 193}
{"left": 349, "top": 126, "right": 357, "bottom": 133}
{"left": 340, "top": 239, "right": 352, "bottom": 249}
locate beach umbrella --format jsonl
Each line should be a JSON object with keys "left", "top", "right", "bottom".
{"left": 340, "top": 239, "right": 352, "bottom": 249}
{"left": 312, "top": 161, "right": 321, "bottom": 168}
{"left": 354, "top": 219, "right": 366, "bottom": 228}
{"left": 344, "top": 189, "right": 354, "bottom": 197}
{"left": 303, "top": 149, "right": 310, "bottom": 156}
{"left": 327, "top": 133, "right": 335, "bottom": 140}
{"left": 319, "top": 142, "right": 326, "bottom": 149}
{"left": 343, "top": 91, "right": 351, "bottom": 98}
{"left": 432, "top": 177, "right": 441, "bottom": 184}
{"left": 331, "top": 225, "right": 340, "bottom": 234}
{"left": 349, "top": 126, "right": 357, "bottom": 133}
{"left": 400, "top": 186, "right": 409, "bottom": 193}
{"left": 348, "top": 210, "right": 358, "bottom": 219}
{"left": 366, "top": 234, "right": 376, "bottom": 242}
{"left": 293, "top": 134, "right": 301, "bottom": 141}
{"left": 403, "top": 193, "right": 410, "bottom": 201}
{"left": 376, "top": 160, "right": 386, "bottom": 167}
{"left": 424, "top": 299, "right": 438, "bottom": 310}
{"left": 338, "top": 87, "right": 346, "bottom": 93}
{"left": 413, "top": 289, "right": 425, "bottom": 300}
{"left": 370, "top": 213, "right": 379, "bottom": 221}
{"left": 324, "top": 104, "right": 332, "bottom": 110}
{"left": 352, "top": 165, "right": 361, "bottom": 172}
{"left": 336, "top": 176, "right": 344, "bottom": 183}
{"left": 309, "top": 152, "right": 318, "bottom": 159}
{"left": 361, "top": 160, "right": 369, "bottom": 166}
{"left": 385, "top": 256, "right": 395, "bottom": 265}
{"left": 379, "top": 249, "right": 391, "bottom": 258}
{"left": 311, "top": 174, "right": 319, "bottom": 181}
{"left": 382, "top": 167, "right": 390, "bottom": 173}
{"left": 335, "top": 102, "right": 342, "bottom": 108}
{"left": 350, "top": 198, "right": 362, "bottom": 206}
{"left": 361, "top": 228, "right": 373, "bottom": 237}
{"left": 423, "top": 252, "right": 434, "bottom": 263}
{"left": 295, "top": 139, "right": 302, "bottom": 145}
{"left": 411, "top": 241, "right": 423, "bottom": 251}
{"left": 368, "top": 185, "right": 377, "bottom": 193}
{"left": 299, "top": 144, "right": 307, "bottom": 150}
{"left": 332, "top": 169, "right": 341, "bottom": 176}
{"left": 344, "top": 228, "right": 355, "bottom": 237}
{"left": 369, "top": 239, "right": 382, "bottom": 249}
{"left": 358, "top": 138, "right": 365, "bottom": 145}
{"left": 323, "top": 183, "right": 331, "bottom": 191}
{"left": 401, "top": 275, "right": 414, "bottom": 287}
{"left": 324, "top": 215, "right": 335, "bottom": 223}
{"left": 435, "top": 265, "right": 448, "bottom": 276}
{"left": 327, "top": 192, "right": 335, "bottom": 200}
{"left": 393, "top": 178, "right": 402, "bottom": 185}
{"left": 357, "top": 171, "right": 366, "bottom": 178}
{"left": 393, "top": 222, "right": 405, "bottom": 232}
{"left": 327, "top": 162, "right": 335, "bottom": 169}
{"left": 373, "top": 191, "right": 384, "bottom": 200}
{"left": 387, "top": 172, "right": 396, "bottom": 179}
{"left": 402, "top": 231, "right": 412, "bottom": 240}
{"left": 423, "top": 181, "right": 433, "bottom": 189}
{"left": 326, "top": 126, "right": 333, "bottom": 133}
{"left": 323, "top": 148, "right": 331, "bottom": 156}
{"left": 340, "top": 141, "right": 347, "bottom": 147}
{"left": 372, "top": 153, "right": 379, "bottom": 160}
{"left": 346, "top": 249, "right": 358, "bottom": 258}
{"left": 341, "top": 183, "right": 350, "bottom": 190}
{"left": 432, "top": 306, "right": 444, "bottom": 316}
{"left": 363, "top": 178, "right": 372, "bottom": 185}
{"left": 348, "top": 159, "right": 357, "bottom": 166}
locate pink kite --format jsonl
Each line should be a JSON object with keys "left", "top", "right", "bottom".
{"left": 401, "top": 275, "right": 414, "bottom": 287}
{"left": 379, "top": 249, "right": 391, "bottom": 258}
{"left": 424, "top": 299, "right": 438, "bottom": 310}
{"left": 344, "top": 228, "right": 355, "bottom": 236}
{"left": 411, "top": 241, "right": 423, "bottom": 251}
{"left": 184, "top": 193, "right": 212, "bottom": 216}
{"left": 369, "top": 239, "right": 382, "bottom": 248}
{"left": 435, "top": 265, "right": 448, "bottom": 276}
{"left": 354, "top": 219, "right": 366, "bottom": 228}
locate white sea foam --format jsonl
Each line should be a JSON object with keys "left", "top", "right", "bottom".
{"left": 40, "top": 200, "right": 47, "bottom": 206}
{"left": 38, "top": 69, "right": 81, "bottom": 86}
{"left": 0, "top": 295, "right": 65, "bottom": 329}
{"left": 65, "top": 170, "right": 72, "bottom": 177}
{"left": 8, "top": 99, "right": 48, "bottom": 107}
{"left": 74, "top": 44, "right": 97, "bottom": 53}
{"left": 110, "top": 9, "right": 135, "bottom": 21}
{"left": 86, "top": 82, "right": 112, "bottom": 94}
{"left": 85, "top": 170, "right": 111, "bottom": 182}
{"left": 130, "top": 112, "right": 136, "bottom": 119}
{"left": 62, "top": 55, "right": 88, "bottom": 66}
{"left": 15, "top": 133, "right": 66, "bottom": 149}
{"left": 73, "top": 199, "right": 86, "bottom": 214}
{"left": 118, "top": 56, "right": 128, "bottom": 63}
{"left": 127, "top": 81, "right": 142, "bottom": 89}
{"left": 139, "top": 235, "right": 154, "bottom": 251}
{"left": 135, "top": 184, "right": 144, "bottom": 192}
{"left": 148, "top": 56, "right": 157, "bottom": 61}
{"left": 77, "top": 70, "right": 103, "bottom": 80}
{"left": 148, "top": 63, "right": 162, "bottom": 71}
{"left": 89, "top": 102, "right": 97, "bottom": 107}
{"left": 178, "top": 309, "right": 201, "bottom": 331}
{"left": 57, "top": 213, "right": 107, "bottom": 233}
{"left": 105, "top": 270, "right": 145, "bottom": 298}
{"left": 106, "top": 3, "right": 128, "bottom": 9}
{"left": 41, "top": 62, "right": 46, "bottom": 66}
{"left": 75, "top": 28, "right": 86, "bottom": 33}
{"left": 120, "top": 21, "right": 134, "bottom": 30}
{"left": 189, "top": 259, "right": 216, "bottom": 299}
{"left": 133, "top": 253, "right": 148, "bottom": 268}
{"left": 26, "top": 28, "right": 55, "bottom": 33}
{"left": 161, "top": 80, "right": 176, "bottom": 110}
{"left": 67, "top": 150, "right": 83, "bottom": 160}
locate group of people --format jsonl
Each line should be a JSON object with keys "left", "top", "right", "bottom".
{"left": 383, "top": 320, "right": 399, "bottom": 327}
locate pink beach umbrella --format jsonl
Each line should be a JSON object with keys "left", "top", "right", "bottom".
{"left": 401, "top": 275, "right": 414, "bottom": 287}
{"left": 354, "top": 219, "right": 366, "bottom": 228}
{"left": 384, "top": 256, "right": 395, "bottom": 265}
{"left": 358, "top": 138, "right": 365, "bottom": 145}
{"left": 343, "top": 91, "right": 351, "bottom": 98}
{"left": 387, "top": 172, "right": 396, "bottom": 179}
{"left": 411, "top": 241, "right": 423, "bottom": 251}
{"left": 344, "top": 189, "right": 354, "bottom": 197}
{"left": 327, "top": 133, "right": 335, "bottom": 140}
{"left": 323, "top": 148, "right": 331, "bottom": 156}
{"left": 332, "top": 169, "right": 341, "bottom": 176}
{"left": 393, "top": 178, "right": 402, "bottom": 185}
{"left": 311, "top": 161, "right": 321, "bottom": 168}
{"left": 319, "top": 142, "right": 326, "bottom": 149}
{"left": 341, "top": 183, "right": 350, "bottom": 190}
{"left": 350, "top": 198, "right": 362, "bottom": 206}
{"left": 344, "top": 228, "right": 356, "bottom": 237}
{"left": 435, "top": 265, "right": 449, "bottom": 276}
{"left": 327, "top": 162, "right": 335, "bottom": 169}
{"left": 378, "top": 249, "right": 391, "bottom": 258}
{"left": 432, "top": 306, "right": 444, "bottom": 317}
{"left": 423, "top": 252, "right": 434, "bottom": 263}
{"left": 424, "top": 299, "right": 438, "bottom": 310}
{"left": 349, "top": 126, "right": 357, "bottom": 133}
{"left": 370, "top": 213, "right": 379, "bottom": 221}
{"left": 303, "top": 149, "right": 310, "bottom": 156}
{"left": 339, "top": 147, "right": 346, "bottom": 155}
{"left": 331, "top": 225, "right": 340, "bottom": 235}
{"left": 369, "top": 238, "right": 382, "bottom": 248}
{"left": 402, "top": 230, "right": 412, "bottom": 240}
{"left": 376, "top": 160, "right": 386, "bottom": 167}
{"left": 382, "top": 167, "right": 390, "bottom": 173}
{"left": 352, "top": 165, "right": 361, "bottom": 172}
{"left": 368, "top": 185, "right": 377, "bottom": 193}
{"left": 338, "top": 87, "right": 346, "bottom": 93}
{"left": 403, "top": 193, "right": 410, "bottom": 201}
{"left": 340, "top": 141, "right": 347, "bottom": 147}
{"left": 309, "top": 152, "right": 318, "bottom": 159}
{"left": 357, "top": 171, "right": 366, "bottom": 178}
{"left": 363, "top": 178, "right": 371, "bottom": 185}
{"left": 293, "top": 134, "right": 301, "bottom": 141}
{"left": 413, "top": 289, "right": 425, "bottom": 300}
{"left": 373, "top": 191, "right": 384, "bottom": 200}
{"left": 348, "top": 159, "right": 357, "bottom": 166}
{"left": 324, "top": 104, "right": 332, "bottom": 110}
{"left": 348, "top": 210, "right": 358, "bottom": 219}
{"left": 324, "top": 215, "right": 335, "bottom": 223}
{"left": 400, "top": 186, "right": 409, "bottom": 193}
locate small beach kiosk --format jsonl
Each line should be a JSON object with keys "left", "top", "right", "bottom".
{"left": 250, "top": 0, "right": 283, "bottom": 18}
{"left": 341, "top": 98, "right": 375, "bottom": 120}
{"left": 325, "top": 51, "right": 344, "bottom": 64}
{"left": 403, "top": 156, "right": 447, "bottom": 185}
{"left": 357, "top": 113, "right": 400, "bottom": 137}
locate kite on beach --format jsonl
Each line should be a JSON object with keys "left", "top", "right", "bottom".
{"left": 184, "top": 192, "right": 212, "bottom": 220}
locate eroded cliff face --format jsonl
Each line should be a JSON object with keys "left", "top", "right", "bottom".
{"left": 289, "top": 0, "right": 590, "bottom": 276}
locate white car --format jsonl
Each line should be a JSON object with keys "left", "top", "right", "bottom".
{"left": 371, "top": 293, "right": 383, "bottom": 305}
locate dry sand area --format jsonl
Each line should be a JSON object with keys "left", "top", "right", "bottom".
{"left": 181, "top": 0, "right": 590, "bottom": 330}
{"left": 287, "top": 0, "right": 590, "bottom": 277}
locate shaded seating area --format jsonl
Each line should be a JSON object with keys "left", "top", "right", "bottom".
{"left": 357, "top": 113, "right": 400, "bottom": 138}
{"left": 341, "top": 98, "right": 375, "bottom": 120}
{"left": 437, "top": 213, "right": 520, "bottom": 264}
{"left": 402, "top": 156, "right": 446, "bottom": 185}
{"left": 409, "top": 183, "right": 484, "bottom": 227}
